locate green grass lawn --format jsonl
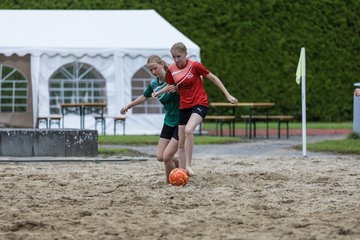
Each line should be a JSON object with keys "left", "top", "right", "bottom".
{"left": 98, "top": 123, "right": 359, "bottom": 156}
{"left": 98, "top": 135, "right": 243, "bottom": 145}
{"left": 98, "top": 135, "right": 243, "bottom": 156}
{"left": 280, "top": 121, "right": 352, "bottom": 129}
{"left": 202, "top": 121, "right": 353, "bottom": 130}
{"left": 304, "top": 134, "right": 360, "bottom": 154}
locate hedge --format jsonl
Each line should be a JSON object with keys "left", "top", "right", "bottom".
{"left": 1, "top": 0, "right": 359, "bottom": 121}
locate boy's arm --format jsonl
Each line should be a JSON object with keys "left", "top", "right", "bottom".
{"left": 120, "top": 95, "right": 148, "bottom": 114}
{"left": 152, "top": 84, "right": 176, "bottom": 98}
{"left": 206, "top": 72, "right": 238, "bottom": 104}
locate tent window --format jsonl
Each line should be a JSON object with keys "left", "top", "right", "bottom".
{"left": 0, "top": 64, "right": 27, "bottom": 112}
{"left": 131, "top": 66, "right": 164, "bottom": 114}
{"left": 49, "top": 62, "right": 106, "bottom": 114}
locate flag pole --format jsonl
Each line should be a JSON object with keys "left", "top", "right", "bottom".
{"left": 301, "top": 47, "right": 307, "bottom": 157}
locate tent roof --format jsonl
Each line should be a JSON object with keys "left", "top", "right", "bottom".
{"left": 0, "top": 9, "right": 200, "bottom": 56}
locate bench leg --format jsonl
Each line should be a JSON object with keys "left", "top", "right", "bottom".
{"left": 253, "top": 121, "right": 256, "bottom": 138}
{"left": 286, "top": 121, "right": 289, "bottom": 139}
{"left": 219, "top": 120, "right": 222, "bottom": 136}
{"left": 266, "top": 119, "right": 269, "bottom": 139}
{"left": 228, "top": 121, "right": 232, "bottom": 137}
{"left": 215, "top": 120, "right": 219, "bottom": 136}
{"left": 114, "top": 120, "right": 116, "bottom": 135}
{"left": 246, "top": 120, "right": 255, "bottom": 138}
{"left": 278, "top": 121, "right": 281, "bottom": 139}
{"left": 103, "top": 119, "right": 106, "bottom": 135}
{"left": 244, "top": 120, "right": 248, "bottom": 137}
{"left": 95, "top": 118, "right": 106, "bottom": 135}
{"left": 244, "top": 119, "right": 256, "bottom": 138}
{"left": 114, "top": 119, "right": 126, "bottom": 136}
{"left": 277, "top": 120, "right": 290, "bottom": 139}
{"left": 37, "top": 118, "right": 48, "bottom": 129}
{"left": 49, "top": 119, "right": 61, "bottom": 129}
{"left": 225, "top": 121, "right": 231, "bottom": 137}
{"left": 114, "top": 120, "right": 119, "bottom": 135}
{"left": 232, "top": 119, "right": 235, "bottom": 137}
{"left": 220, "top": 120, "right": 231, "bottom": 137}
{"left": 221, "top": 121, "right": 224, "bottom": 137}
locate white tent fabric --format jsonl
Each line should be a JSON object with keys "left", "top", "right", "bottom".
{"left": 0, "top": 9, "right": 201, "bottom": 134}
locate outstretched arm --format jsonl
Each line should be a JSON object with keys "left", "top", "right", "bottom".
{"left": 120, "top": 95, "right": 148, "bottom": 114}
{"left": 152, "top": 84, "right": 176, "bottom": 98}
{"left": 206, "top": 72, "right": 238, "bottom": 104}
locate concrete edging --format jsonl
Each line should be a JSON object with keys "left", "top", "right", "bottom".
{"left": 0, "top": 129, "right": 98, "bottom": 157}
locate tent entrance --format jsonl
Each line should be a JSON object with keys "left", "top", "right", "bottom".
{"left": 0, "top": 54, "right": 33, "bottom": 128}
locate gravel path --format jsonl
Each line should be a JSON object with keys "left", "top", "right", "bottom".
{"left": 112, "top": 134, "right": 349, "bottom": 159}
{"left": 0, "top": 134, "right": 346, "bottom": 163}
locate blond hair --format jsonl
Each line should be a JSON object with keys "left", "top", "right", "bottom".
{"left": 170, "top": 42, "right": 187, "bottom": 54}
{"left": 147, "top": 55, "right": 168, "bottom": 71}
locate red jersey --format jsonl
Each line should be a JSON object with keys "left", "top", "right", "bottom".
{"left": 166, "top": 59, "right": 210, "bottom": 109}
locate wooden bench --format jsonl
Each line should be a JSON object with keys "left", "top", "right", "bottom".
{"left": 240, "top": 115, "right": 294, "bottom": 138}
{"left": 113, "top": 116, "right": 126, "bottom": 135}
{"left": 94, "top": 116, "right": 106, "bottom": 135}
{"left": 36, "top": 116, "right": 62, "bottom": 129}
{"left": 203, "top": 115, "right": 236, "bottom": 137}
{"left": 94, "top": 116, "right": 126, "bottom": 136}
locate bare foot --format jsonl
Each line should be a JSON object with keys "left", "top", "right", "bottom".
{"left": 186, "top": 167, "right": 195, "bottom": 176}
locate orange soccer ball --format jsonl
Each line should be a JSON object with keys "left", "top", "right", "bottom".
{"left": 169, "top": 168, "right": 189, "bottom": 186}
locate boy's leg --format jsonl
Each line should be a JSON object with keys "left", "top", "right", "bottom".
{"left": 177, "top": 125, "right": 186, "bottom": 170}
{"left": 184, "top": 113, "right": 203, "bottom": 175}
{"left": 163, "top": 137, "right": 178, "bottom": 182}
{"left": 156, "top": 138, "right": 170, "bottom": 162}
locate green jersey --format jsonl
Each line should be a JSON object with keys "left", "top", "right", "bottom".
{"left": 143, "top": 78, "right": 180, "bottom": 127}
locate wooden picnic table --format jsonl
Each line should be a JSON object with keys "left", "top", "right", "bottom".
{"left": 61, "top": 102, "right": 106, "bottom": 129}
{"left": 209, "top": 102, "right": 275, "bottom": 138}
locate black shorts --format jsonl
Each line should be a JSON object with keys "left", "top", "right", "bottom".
{"left": 179, "top": 105, "right": 208, "bottom": 125}
{"left": 160, "top": 124, "right": 179, "bottom": 140}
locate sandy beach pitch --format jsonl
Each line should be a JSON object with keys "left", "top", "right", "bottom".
{"left": 1, "top": 146, "right": 360, "bottom": 239}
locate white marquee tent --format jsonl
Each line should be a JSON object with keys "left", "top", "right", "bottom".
{"left": 0, "top": 9, "right": 200, "bottom": 134}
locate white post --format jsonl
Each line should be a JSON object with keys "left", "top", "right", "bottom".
{"left": 301, "top": 48, "right": 307, "bottom": 157}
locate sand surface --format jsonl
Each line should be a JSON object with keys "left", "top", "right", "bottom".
{"left": 1, "top": 136, "right": 360, "bottom": 240}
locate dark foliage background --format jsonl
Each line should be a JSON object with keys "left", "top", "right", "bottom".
{"left": 1, "top": 0, "right": 359, "bottom": 121}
